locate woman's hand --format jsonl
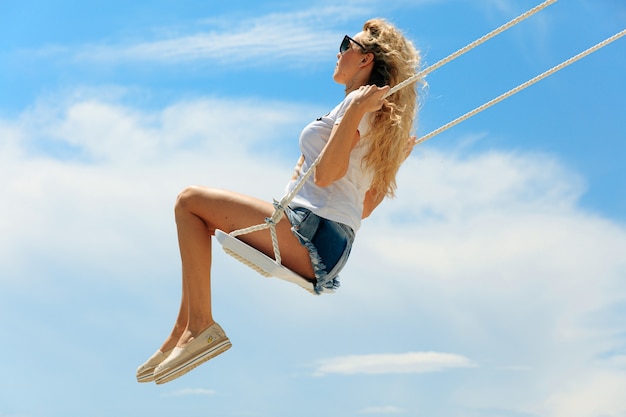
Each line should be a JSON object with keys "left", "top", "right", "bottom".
{"left": 352, "top": 85, "right": 391, "bottom": 113}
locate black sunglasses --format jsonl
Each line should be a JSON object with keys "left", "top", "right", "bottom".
{"left": 340, "top": 35, "right": 366, "bottom": 54}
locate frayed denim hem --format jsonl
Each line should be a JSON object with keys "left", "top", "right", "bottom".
{"left": 294, "top": 235, "right": 339, "bottom": 295}
{"left": 285, "top": 206, "right": 354, "bottom": 295}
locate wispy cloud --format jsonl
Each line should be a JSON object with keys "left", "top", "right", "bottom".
{"left": 313, "top": 351, "right": 476, "bottom": 376}
{"left": 34, "top": 5, "right": 372, "bottom": 67}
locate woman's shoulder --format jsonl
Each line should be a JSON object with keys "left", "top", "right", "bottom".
{"left": 331, "top": 90, "right": 361, "bottom": 120}
{"left": 342, "top": 90, "right": 361, "bottom": 104}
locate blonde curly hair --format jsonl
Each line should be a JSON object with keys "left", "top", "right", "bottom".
{"left": 359, "top": 18, "right": 421, "bottom": 199}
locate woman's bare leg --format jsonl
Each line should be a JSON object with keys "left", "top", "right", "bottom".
{"left": 157, "top": 289, "right": 188, "bottom": 352}
{"left": 163, "top": 185, "right": 314, "bottom": 349}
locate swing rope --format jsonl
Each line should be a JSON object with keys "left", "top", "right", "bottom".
{"left": 384, "top": 0, "right": 558, "bottom": 99}
{"left": 226, "top": 2, "right": 625, "bottom": 271}
{"left": 417, "top": 27, "right": 626, "bottom": 145}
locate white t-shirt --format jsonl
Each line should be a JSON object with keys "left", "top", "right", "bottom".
{"left": 286, "top": 91, "right": 374, "bottom": 232}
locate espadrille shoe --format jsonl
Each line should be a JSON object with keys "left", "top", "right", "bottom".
{"left": 136, "top": 349, "right": 173, "bottom": 383}
{"left": 153, "top": 323, "right": 231, "bottom": 384}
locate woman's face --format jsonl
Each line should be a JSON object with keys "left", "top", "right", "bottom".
{"left": 333, "top": 32, "right": 368, "bottom": 85}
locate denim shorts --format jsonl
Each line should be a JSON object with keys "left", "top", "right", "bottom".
{"left": 285, "top": 206, "right": 355, "bottom": 294}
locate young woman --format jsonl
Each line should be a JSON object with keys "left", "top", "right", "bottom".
{"left": 137, "top": 18, "right": 420, "bottom": 384}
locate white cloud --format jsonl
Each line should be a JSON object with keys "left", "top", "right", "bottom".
{"left": 313, "top": 351, "right": 476, "bottom": 376}
{"left": 538, "top": 369, "right": 626, "bottom": 417}
{"left": 0, "top": 89, "right": 321, "bottom": 287}
{"left": 355, "top": 148, "right": 626, "bottom": 314}
{"left": 340, "top": 146, "right": 626, "bottom": 416}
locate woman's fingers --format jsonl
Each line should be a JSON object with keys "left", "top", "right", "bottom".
{"left": 355, "top": 85, "right": 390, "bottom": 112}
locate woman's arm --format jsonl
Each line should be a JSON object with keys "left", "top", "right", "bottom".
{"left": 362, "top": 188, "right": 384, "bottom": 219}
{"left": 314, "top": 85, "right": 390, "bottom": 187}
{"left": 362, "top": 135, "right": 416, "bottom": 219}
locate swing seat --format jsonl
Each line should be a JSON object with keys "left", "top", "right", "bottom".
{"left": 215, "top": 229, "right": 333, "bottom": 295}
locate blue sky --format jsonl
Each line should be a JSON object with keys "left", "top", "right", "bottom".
{"left": 1, "top": 1, "right": 625, "bottom": 417}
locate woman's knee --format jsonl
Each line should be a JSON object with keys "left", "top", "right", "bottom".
{"left": 175, "top": 185, "right": 207, "bottom": 213}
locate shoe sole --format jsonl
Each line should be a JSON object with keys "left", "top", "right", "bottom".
{"left": 136, "top": 349, "right": 173, "bottom": 383}
{"left": 154, "top": 339, "right": 232, "bottom": 384}
{"left": 137, "top": 369, "right": 158, "bottom": 383}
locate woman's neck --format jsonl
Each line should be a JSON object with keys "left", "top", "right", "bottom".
{"left": 344, "top": 72, "right": 369, "bottom": 95}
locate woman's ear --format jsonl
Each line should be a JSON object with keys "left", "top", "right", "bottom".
{"left": 360, "top": 52, "right": 375, "bottom": 67}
